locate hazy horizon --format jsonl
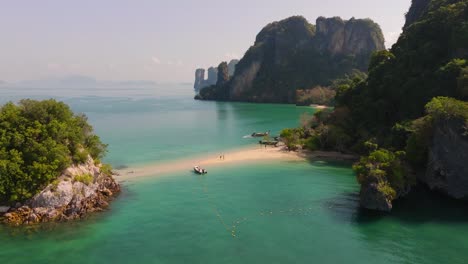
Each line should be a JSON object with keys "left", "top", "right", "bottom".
{"left": 1, "top": 0, "right": 411, "bottom": 83}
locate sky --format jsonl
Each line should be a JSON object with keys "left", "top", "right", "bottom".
{"left": 0, "top": 0, "right": 411, "bottom": 83}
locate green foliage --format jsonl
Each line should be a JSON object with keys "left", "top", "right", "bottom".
{"left": 458, "top": 66, "right": 468, "bottom": 99}
{"left": 425, "top": 96, "right": 468, "bottom": 121}
{"left": 377, "top": 182, "right": 397, "bottom": 200}
{"left": 280, "top": 128, "right": 301, "bottom": 151}
{"left": 50, "top": 179, "right": 60, "bottom": 192}
{"left": 296, "top": 86, "right": 336, "bottom": 106}
{"left": 305, "top": 0, "right": 468, "bottom": 153}
{"left": 100, "top": 164, "right": 113, "bottom": 176}
{"left": 0, "top": 99, "right": 107, "bottom": 203}
{"left": 281, "top": 0, "right": 468, "bottom": 206}
{"left": 199, "top": 16, "right": 382, "bottom": 103}
{"left": 338, "top": 0, "right": 468, "bottom": 139}
{"left": 353, "top": 147, "right": 413, "bottom": 199}
{"left": 304, "top": 136, "right": 320, "bottom": 151}
{"left": 406, "top": 97, "right": 468, "bottom": 167}
{"left": 74, "top": 173, "right": 94, "bottom": 185}
{"left": 368, "top": 50, "right": 396, "bottom": 71}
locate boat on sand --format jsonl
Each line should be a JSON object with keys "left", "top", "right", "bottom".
{"left": 194, "top": 166, "right": 207, "bottom": 174}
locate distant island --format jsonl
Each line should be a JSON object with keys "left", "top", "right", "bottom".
{"left": 194, "top": 59, "right": 239, "bottom": 92}
{"left": 279, "top": 0, "right": 468, "bottom": 211}
{"left": 0, "top": 99, "right": 120, "bottom": 225}
{"left": 194, "top": 15, "right": 385, "bottom": 104}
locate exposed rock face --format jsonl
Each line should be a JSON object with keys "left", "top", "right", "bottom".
{"left": 194, "top": 69, "right": 206, "bottom": 92}
{"left": 228, "top": 59, "right": 239, "bottom": 76}
{"left": 196, "top": 16, "right": 384, "bottom": 103}
{"left": 217, "top": 62, "right": 230, "bottom": 86}
{"left": 206, "top": 67, "right": 218, "bottom": 86}
{"left": 422, "top": 118, "right": 468, "bottom": 199}
{"left": 404, "top": 0, "right": 431, "bottom": 29}
{"left": 193, "top": 60, "right": 238, "bottom": 92}
{"left": 360, "top": 183, "right": 392, "bottom": 212}
{"left": 2, "top": 157, "right": 120, "bottom": 226}
{"left": 315, "top": 17, "right": 385, "bottom": 56}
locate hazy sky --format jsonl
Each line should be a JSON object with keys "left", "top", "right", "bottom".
{"left": 0, "top": 0, "right": 411, "bottom": 83}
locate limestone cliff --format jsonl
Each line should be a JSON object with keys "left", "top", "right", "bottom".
{"left": 1, "top": 156, "right": 120, "bottom": 225}
{"left": 193, "top": 60, "right": 238, "bottom": 92}
{"left": 404, "top": 0, "right": 431, "bottom": 29}
{"left": 194, "top": 69, "right": 206, "bottom": 92}
{"left": 228, "top": 59, "right": 239, "bottom": 76}
{"left": 196, "top": 16, "right": 385, "bottom": 103}
{"left": 217, "top": 62, "right": 229, "bottom": 86}
{"left": 207, "top": 67, "right": 218, "bottom": 86}
{"left": 360, "top": 183, "right": 393, "bottom": 212}
{"left": 422, "top": 118, "right": 468, "bottom": 199}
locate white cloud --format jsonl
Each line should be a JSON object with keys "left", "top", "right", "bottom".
{"left": 385, "top": 31, "right": 402, "bottom": 48}
{"left": 151, "top": 56, "right": 161, "bottom": 64}
{"left": 224, "top": 52, "right": 240, "bottom": 61}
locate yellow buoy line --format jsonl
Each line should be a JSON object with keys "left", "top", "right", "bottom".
{"left": 197, "top": 177, "right": 238, "bottom": 237}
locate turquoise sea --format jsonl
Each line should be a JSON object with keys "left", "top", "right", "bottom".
{"left": 0, "top": 84, "right": 468, "bottom": 263}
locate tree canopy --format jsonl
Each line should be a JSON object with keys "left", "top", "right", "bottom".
{"left": 0, "top": 99, "right": 107, "bottom": 203}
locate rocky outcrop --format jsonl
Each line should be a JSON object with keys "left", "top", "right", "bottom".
{"left": 421, "top": 118, "right": 468, "bottom": 199}
{"left": 194, "top": 69, "right": 206, "bottom": 92}
{"left": 207, "top": 67, "right": 218, "bottom": 85}
{"left": 315, "top": 17, "right": 385, "bottom": 57}
{"left": 360, "top": 183, "right": 392, "bottom": 212}
{"left": 217, "top": 62, "right": 229, "bottom": 86}
{"left": 228, "top": 60, "right": 239, "bottom": 76}
{"left": 196, "top": 16, "right": 384, "bottom": 103}
{"left": 193, "top": 60, "right": 238, "bottom": 92}
{"left": 404, "top": 0, "right": 431, "bottom": 29}
{"left": 1, "top": 156, "right": 120, "bottom": 226}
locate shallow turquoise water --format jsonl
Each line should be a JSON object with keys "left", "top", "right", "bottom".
{"left": 1, "top": 84, "right": 468, "bottom": 263}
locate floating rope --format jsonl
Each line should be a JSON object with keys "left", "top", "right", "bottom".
{"left": 196, "top": 175, "right": 321, "bottom": 238}
{"left": 197, "top": 176, "right": 237, "bottom": 238}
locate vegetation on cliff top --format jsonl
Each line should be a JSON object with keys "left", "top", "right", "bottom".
{"left": 281, "top": 0, "right": 468, "bottom": 209}
{"left": 0, "top": 99, "right": 107, "bottom": 203}
{"left": 197, "top": 15, "right": 385, "bottom": 103}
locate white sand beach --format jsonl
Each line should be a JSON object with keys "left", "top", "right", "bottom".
{"left": 115, "top": 145, "right": 356, "bottom": 181}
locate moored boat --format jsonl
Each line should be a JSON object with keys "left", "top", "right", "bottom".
{"left": 251, "top": 131, "right": 270, "bottom": 137}
{"left": 194, "top": 166, "right": 208, "bottom": 174}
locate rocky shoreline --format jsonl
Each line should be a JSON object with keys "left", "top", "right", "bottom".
{"left": 0, "top": 157, "right": 120, "bottom": 226}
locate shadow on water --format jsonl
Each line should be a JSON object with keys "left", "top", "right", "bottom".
{"left": 303, "top": 155, "right": 468, "bottom": 225}
{"left": 325, "top": 185, "right": 468, "bottom": 225}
